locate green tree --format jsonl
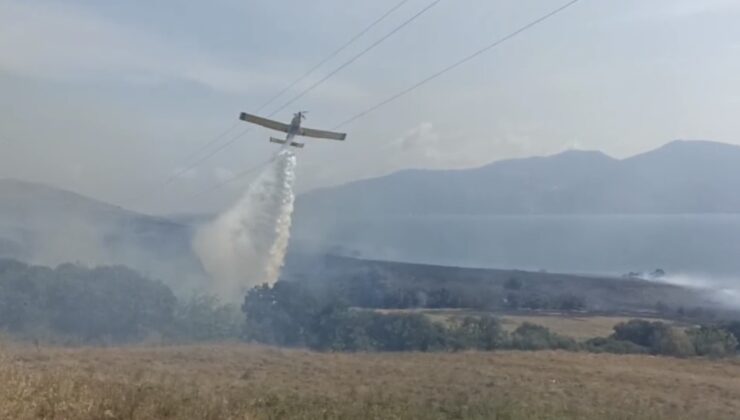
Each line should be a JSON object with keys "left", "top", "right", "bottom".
{"left": 611, "top": 319, "right": 696, "bottom": 357}
{"left": 242, "top": 282, "right": 319, "bottom": 347}
{"left": 450, "top": 316, "right": 508, "bottom": 350}
{"left": 365, "top": 312, "right": 450, "bottom": 351}
{"left": 687, "top": 326, "right": 738, "bottom": 357}
{"left": 47, "top": 265, "right": 176, "bottom": 342}
{"left": 650, "top": 328, "right": 695, "bottom": 357}
{"left": 174, "top": 294, "right": 243, "bottom": 342}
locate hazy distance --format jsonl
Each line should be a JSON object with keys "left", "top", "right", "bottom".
{"left": 2, "top": 0, "right": 740, "bottom": 214}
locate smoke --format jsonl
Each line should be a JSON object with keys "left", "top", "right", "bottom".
{"left": 651, "top": 273, "right": 740, "bottom": 310}
{"left": 194, "top": 148, "right": 297, "bottom": 302}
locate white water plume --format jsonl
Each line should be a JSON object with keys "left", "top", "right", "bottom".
{"left": 194, "top": 148, "right": 297, "bottom": 302}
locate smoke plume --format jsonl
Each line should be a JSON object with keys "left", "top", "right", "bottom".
{"left": 194, "top": 148, "right": 297, "bottom": 302}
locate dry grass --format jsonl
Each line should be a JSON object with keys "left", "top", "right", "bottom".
{"left": 1, "top": 343, "right": 739, "bottom": 420}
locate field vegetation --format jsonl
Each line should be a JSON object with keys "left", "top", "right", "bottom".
{"left": 242, "top": 282, "right": 739, "bottom": 357}
{"left": 2, "top": 258, "right": 739, "bottom": 359}
{"left": 1, "top": 343, "right": 740, "bottom": 420}
{"left": 378, "top": 309, "right": 684, "bottom": 340}
{"left": 2, "top": 258, "right": 740, "bottom": 418}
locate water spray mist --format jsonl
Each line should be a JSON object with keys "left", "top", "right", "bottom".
{"left": 194, "top": 148, "right": 297, "bottom": 302}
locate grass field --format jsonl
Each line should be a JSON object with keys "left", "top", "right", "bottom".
{"left": 1, "top": 343, "right": 739, "bottom": 419}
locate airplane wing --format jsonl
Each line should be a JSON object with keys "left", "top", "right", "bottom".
{"left": 298, "top": 127, "right": 347, "bottom": 141}
{"left": 239, "top": 112, "right": 291, "bottom": 133}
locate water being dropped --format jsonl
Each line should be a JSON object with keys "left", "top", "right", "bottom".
{"left": 194, "top": 148, "right": 297, "bottom": 302}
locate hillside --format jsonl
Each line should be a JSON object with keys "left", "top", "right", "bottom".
{"left": 3, "top": 140, "right": 740, "bottom": 288}
{"left": 0, "top": 179, "right": 203, "bottom": 290}
{"left": 296, "top": 140, "right": 740, "bottom": 218}
{"left": 283, "top": 254, "right": 732, "bottom": 317}
{"left": 289, "top": 141, "right": 740, "bottom": 277}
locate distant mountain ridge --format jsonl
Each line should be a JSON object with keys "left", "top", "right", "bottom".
{"left": 295, "top": 140, "right": 740, "bottom": 218}
{"left": 0, "top": 179, "right": 204, "bottom": 291}
{"left": 2, "top": 140, "right": 739, "bottom": 287}
{"left": 0, "top": 178, "right": 170, "bottom": 226}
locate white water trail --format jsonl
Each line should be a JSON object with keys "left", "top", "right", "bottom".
{"left": 194, "top": 148, "right": 297, "bottom": 302}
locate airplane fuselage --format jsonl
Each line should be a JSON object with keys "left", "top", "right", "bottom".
{"left": 285, "top": 113, "right": 304, "bottom": 141}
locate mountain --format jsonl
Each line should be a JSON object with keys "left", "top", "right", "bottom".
{"left": 0, "top": 179, "right": 203, "bottom": 291}
{"left": 287, "top": 140, "right": 740, "bottom": 278}
{"left": 3, "top": 140, "right": 739, "bottom": 288}
{"left": 296, "top": 140, "right": 740, "bottom": 218}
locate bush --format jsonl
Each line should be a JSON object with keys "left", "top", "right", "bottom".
{"left": 611, "top": 319, "right": 697, "bottom": 357}
{"left": 449, "top": 316, "right": 508, "bottom": 350}
{"left": 242, "top": 282, "right": 321, "bottom": 347}
{"left": 173, "top": 295, "right": 243, "bottom": 342}
{"left": 239, "top": 283, "right": 738, "bottom": 357}
{"left": 583, "top": 337, "right": 648, "bottom": 354}
{"left": 611, "top": 319, "right": 663, "bottom": 348}
{"left": 649, "top": 328, "right": 696, "bottom": 357}
{"left": 720, "top": 322, "right": 740, "bottom": 350}
{"left": 365, "top": 312, "right": 450, "bottom": 351}
{"left": 241, "top": 281, "right": 456, "bottom": 352}
{"left": 510, "top": 323, "right": 577, "bottom": 351}
{"left": 687, "top": 326, "right": 738, "bottom": 357}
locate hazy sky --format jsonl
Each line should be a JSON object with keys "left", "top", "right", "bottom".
{"left": 1, "top": 0, "right": 739, "bottom": 214}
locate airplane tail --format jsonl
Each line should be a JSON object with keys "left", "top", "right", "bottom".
{"left": 270, "top": 137, "right": 304, "bottom": 148}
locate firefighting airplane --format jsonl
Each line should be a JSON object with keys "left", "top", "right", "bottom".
{"left": 239, "top": 111, "right": 347, "bottom": 148}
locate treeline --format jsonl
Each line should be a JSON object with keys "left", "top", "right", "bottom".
{"left": 305, "top": 270, "right": 588, "bottom": 313}
{"left": 2, "top": 258, "right": 738, "bottom": 357}
{"left": 243, "top": 282, "right": 575, "bottom": 352}
{"left": 243, "top": 281, "right": 740, "bottom": 357}
{"left": 0, "top": 259, "right": 241, "bottom": 344}
{"left": 586, "top": 320, "right": 739, "bottom": 358}
{"left": 300, "top": 265, "right": 731, "bottom": 321}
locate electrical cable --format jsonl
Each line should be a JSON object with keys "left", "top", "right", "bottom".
{"left": 332, "top": 0, "right": 582, "bottom": 130}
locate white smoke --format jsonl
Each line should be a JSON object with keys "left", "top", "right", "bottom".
{"left": 651, "top": 273, "right": 740, "bottom": 310}
{"left": 194, "top": 148, "right": 297, "bottom": 302}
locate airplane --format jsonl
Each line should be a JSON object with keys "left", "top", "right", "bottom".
{"left": 239, "top": 111, "right": 347, "bottom": 148}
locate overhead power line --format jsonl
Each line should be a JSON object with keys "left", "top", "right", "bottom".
{"left": 178, "top": 0, "right": 582, "bottom": 201}
{"left": 165, "top": 122, "right": 240, "bottom": 184}
{"left": 333, "top": 0, "right": 583, "bottom": 129}
{"left": 177, "top": 0, "right": 444, "bottom": 195}
{"left": 269, "top": 0, "right": 443, "bottom": 117}
{"left": 256, "top": 0, "right": 412, "bottom": 113}
{"left": 168, "top": 125, "right": 255, "bottom": 185}
{"left": 164, "top": 0, "right": 425, "bottom": 186}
